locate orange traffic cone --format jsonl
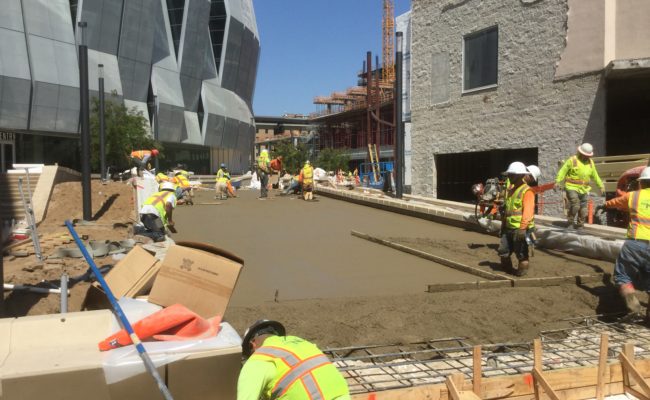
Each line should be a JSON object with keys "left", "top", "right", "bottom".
{"left": 99, "top": 304, "right": 222, "bottom": 351}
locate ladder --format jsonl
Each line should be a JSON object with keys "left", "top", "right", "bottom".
{"left": 367, "top": 143, "right": 380, "bottom": 183}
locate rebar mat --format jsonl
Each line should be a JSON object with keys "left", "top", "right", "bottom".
{"left": 323, "top": 315, "right": 650, "bottom": 394}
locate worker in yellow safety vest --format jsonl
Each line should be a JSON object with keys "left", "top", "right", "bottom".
{"left": 257, "top": 149, "right": 271, "bottom": 199}
{"left": 238, "top": 319, "right": 350, "bottom": 400}
{"left": 605, "top": 167, "right": 650, "bottom": 317}
{"left": 173, "top": 171, "right": 193, "bottom": 205}
{"left": 130, "top": 149, "right": 159, "bottom": 175}
{"left": 498, "top": 162, "right": 537, "bottom": 277}
{"left": 215, "top": 163, "right": 232, "bottom": 200}
{"left": 299, "top": 160, "right": 314, "bottom": 201}
{"left": 555, "top": 143, "right": 605, "bottom": 229}
{"left": 136, "top": 181, "right": 177, "bottom": 242}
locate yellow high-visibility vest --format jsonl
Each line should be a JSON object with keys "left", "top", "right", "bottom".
{"left": 627, "top": 188, "right": 650, "bottom": 240}
{"left": 249, "top": 336, "right": 349, "bottom": 400}
{"left": 505, "top": 183, "right": 534, "bottom": 230}
{"left": 143, "top": 191, "right": 174, "bottom": 226}
{"left": 302, "top": 165, "right": 314, "bottom": 186}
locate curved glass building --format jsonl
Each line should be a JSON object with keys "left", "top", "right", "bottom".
{"left": 0, "top": 0, "right": 259, "bottom": 174}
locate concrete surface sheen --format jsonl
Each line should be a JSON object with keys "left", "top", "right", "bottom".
{"left": 172, "top": 190, "right": 475, "bottom": 306}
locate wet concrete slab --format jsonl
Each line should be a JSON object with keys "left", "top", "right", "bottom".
{"left": 172, "top": 189, "right": 477, "bottom": 306}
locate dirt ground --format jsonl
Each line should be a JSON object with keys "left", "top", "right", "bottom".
{"left": 2, "top": 182, "right": 630, "bottom": 349}
{"left": 2, "top": 180, "right": 134, "bottom": 317}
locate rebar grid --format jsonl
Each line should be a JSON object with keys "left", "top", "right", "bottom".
{"left": 323, "top": 316, "right": 650, "bottom": 394}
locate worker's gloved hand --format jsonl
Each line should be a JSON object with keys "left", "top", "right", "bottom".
{"left": 553, "top": 183, "right": 562, "bottom": 192}
{"left": 514, "top": 229, "right": 527, "bottom": 243}
{"left": 600, "top": 188, "right": 606, "bottom": 197}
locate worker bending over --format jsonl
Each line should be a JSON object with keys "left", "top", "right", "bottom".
{"left": 555, "top": 143, "right": 605, "bottom": 229}
{"left": 257, "top": 149, "right": 271, "bottom": 199}
{"left": 238, "top": 320, "right": 350, "bottom": 400}
{"left": 173, "top": 170, "right": 193, "bottom": 205}
{"left": 215, "top": 163, "right": 232, "bottom": 200}
{"left": 498, "top": 162, "right": 537, "bottom": 277}
{"left": 130, "top": 149, "right": 159, "bottom": 175}
{"left": 605, "top": 167, "right": 650, "bottom": 317}
{"left": 136, "top": 182, "right": 177, "bottom": 242}
{"left": 299, "top": 160, "right": 314, "bottom": 201}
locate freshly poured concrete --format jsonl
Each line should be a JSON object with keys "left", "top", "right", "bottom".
{"left": 172, "top": 189, "right": 476, "bottom": 306}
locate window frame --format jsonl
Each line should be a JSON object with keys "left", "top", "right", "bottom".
{"left": 461, "top": 25, "right": 499, "bottom": 94}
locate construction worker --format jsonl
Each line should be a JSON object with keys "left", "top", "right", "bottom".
{"left": 130, "top": 149, "right": 159, "bottom": 175}
{"left": 555, "top": 143, "right": 605, "bottom": 229}
{"left": 215, "top": 163, "right": 230, "bottom": 200}
{"left": 604, "top": 167, "right": 650, "bottom": 317}
{"left": 238, "top": 320, "right": 350, "bottom": 400}
{"left": 257, "top": 149, "right": 271, "bottom": 199}
{"left": 299, "top": 160, "right": 314, "bottom": 201}
{"left": 498, "top": 162, "right": 536, "bottom": 277}
{"left": 174, "top": 171, "right": 194, "bottom": 205}
{"left": 136, "top": 181, "right": 177, "bottom": 242}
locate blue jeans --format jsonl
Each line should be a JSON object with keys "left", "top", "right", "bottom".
{"left": 614, "top": 239, "right": 650, "bottom": 291}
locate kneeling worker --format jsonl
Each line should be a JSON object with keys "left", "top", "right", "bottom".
{"left": 498, "top": 162, "right": 536, "bottom": 277}
{"left": 238, "top": 320, "right": 350, "bottom": 400}
{"left": 137, "top": 182, "right": 177, "bottom": 242}
{"left": 605, "top": 166, "right": 650, "bottom": 317}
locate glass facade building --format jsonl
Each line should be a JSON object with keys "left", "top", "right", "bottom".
{"left": 0, "top": 0, "right": 259, "bottom": 174}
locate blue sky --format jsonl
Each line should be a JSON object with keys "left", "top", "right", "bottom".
{"left": 251, "top": 0, "right": 411, "bottom": 117}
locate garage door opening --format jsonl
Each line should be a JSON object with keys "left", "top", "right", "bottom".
{"left": 435, "top": 148, "right": 538, "bottom": 202}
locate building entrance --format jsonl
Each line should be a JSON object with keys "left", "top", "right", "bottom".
{"left": 0, "top": 132, "right": 16, "bottom": 173}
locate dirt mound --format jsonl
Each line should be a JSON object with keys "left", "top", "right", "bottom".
{"left": 3, "top": 180, "right": 134, "bottom": 317}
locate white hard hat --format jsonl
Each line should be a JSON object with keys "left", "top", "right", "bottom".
{"left": 261, "top": 149, "right": 268, "bottom": 155}
{"left": 639, "top": 167, "right": 650, "bottom": 181}
{"left": 504, "top": 161, "right": 529, "bottom": 175}
{"left": 526, "top": 165, "right": 542, "bottom": 181}
{"left": 161, "top": 182, "right": 176, "bottom": 191}
{"left": 577, "top": 143, "right": 594, "bottom": 157}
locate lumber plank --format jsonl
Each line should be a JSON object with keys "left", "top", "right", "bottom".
{"left": 473, "top": 345, "right": 482, "bottom": 398}
{"left": 620, "top": 353, "right": 650, "bottom": 398}
{"left": 351, "top": 231, "right": 508, "bottom": 281}
{"left": 596, "top": 334, "right": 609, "bottom": 400}
{"left": 623, "top": 343, "right": 634, "bottom": 388}
{"left": 533, "top": 368, "right": 560, "bottom": 400}
{"left": 533, "top": 339, "right": 542, "bottom": 370}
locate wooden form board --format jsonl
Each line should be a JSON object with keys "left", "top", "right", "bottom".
{"left": 590, "top": 153, "right": 650, "bottom": 193}
{"left": 351, "top": 335, "right": 650, "bottom": 400}
{"left": 351, "top": 231, "right": 508, "bottom": 281}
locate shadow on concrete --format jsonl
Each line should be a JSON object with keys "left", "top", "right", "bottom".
{"left": 93, "top": 194, "right": 119, "bottom": 220}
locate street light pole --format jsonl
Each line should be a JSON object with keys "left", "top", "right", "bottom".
{"left": 153, "top": 95, "right": 160, "bottom": 172}
{"left": 78, "top": 21, "right": 92, "bottom": 220}
{"left": 98, "top": 64, "right": 106, "bottom": 182}
{"left": 395, "top": 31, "right": 404, "bottom": 199}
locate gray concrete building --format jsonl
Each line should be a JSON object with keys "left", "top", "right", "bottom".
{"left": 0, "top": 0, "right": 259, "bottom": 174}
{"left": 410, "top": 0, "right": 650, "bottom": 212}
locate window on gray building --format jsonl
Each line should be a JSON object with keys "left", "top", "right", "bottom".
{"left": 166, "top": 0, "right": 185, "bottom": 56}
{"left": 463, "top": 26, "right": 498, "bottom": 92}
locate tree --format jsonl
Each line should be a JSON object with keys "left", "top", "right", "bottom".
{"left": 271, "top": 141, "right": 310, "bottom": 174}
{"left": 316, "top": 147, "right": 351, "bottom": 172}
{"left": 89, "top": 96, "right": 162, "bottom": 172}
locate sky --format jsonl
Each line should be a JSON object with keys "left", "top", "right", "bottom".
{"left": 251, "top": 0, "right": 411, "bottom": 117}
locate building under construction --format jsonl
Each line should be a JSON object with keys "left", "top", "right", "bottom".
{"left": 311, "top": 0, "right": 400, "bottom": 172}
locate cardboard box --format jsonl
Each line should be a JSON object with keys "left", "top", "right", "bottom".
{"left": 83, "top": 246, "right": 160, "bottom": 310}
{"left": 0, "top": 311, "right": 242, "bottom": 400}
{"left": 148, "top": 242, "right": 244, "bottom": 318}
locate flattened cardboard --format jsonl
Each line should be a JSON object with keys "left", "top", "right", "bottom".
{"left": 148, "top": 242, "right": 243, "bottom": 318}
{"left": 105, "top": 246, "right": 159, "bottom": 298}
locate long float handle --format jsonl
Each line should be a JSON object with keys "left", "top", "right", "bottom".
{"left": 65, "top": 220, "right": 174, "bottom": 400}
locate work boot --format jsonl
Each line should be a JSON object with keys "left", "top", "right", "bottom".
{"left": 515, "top": 261, "right": 529, "bottom": 277}
{"left": 500, "top": 257, "right": 514, "bottom": 274}
{"left": 620, "top": 283, "right": 641, "bottom": 315}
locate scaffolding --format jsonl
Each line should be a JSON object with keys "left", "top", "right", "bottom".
{"left": 324, "top": 315, "right": 650, "bottom": 395}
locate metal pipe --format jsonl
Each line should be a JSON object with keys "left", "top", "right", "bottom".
{"left": 65, "top": 220, "right": 174, "bottom": 400}
{"left": 395, "top": 31, "right": 404, "bottom": 198}
{"left": 4, "top": 284, "right": 62, "bottom": 295}
{"left": 99, "top": 64, "right": 106, "bottom": 182}
{"left": 153, "top": 95, "right": 160, "bottom": 173}
{"left": 60, "top": 273, "right": 68, "bottom": 313}
{"left": 78, "top": 21, "right": 92, "bottom": 221}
